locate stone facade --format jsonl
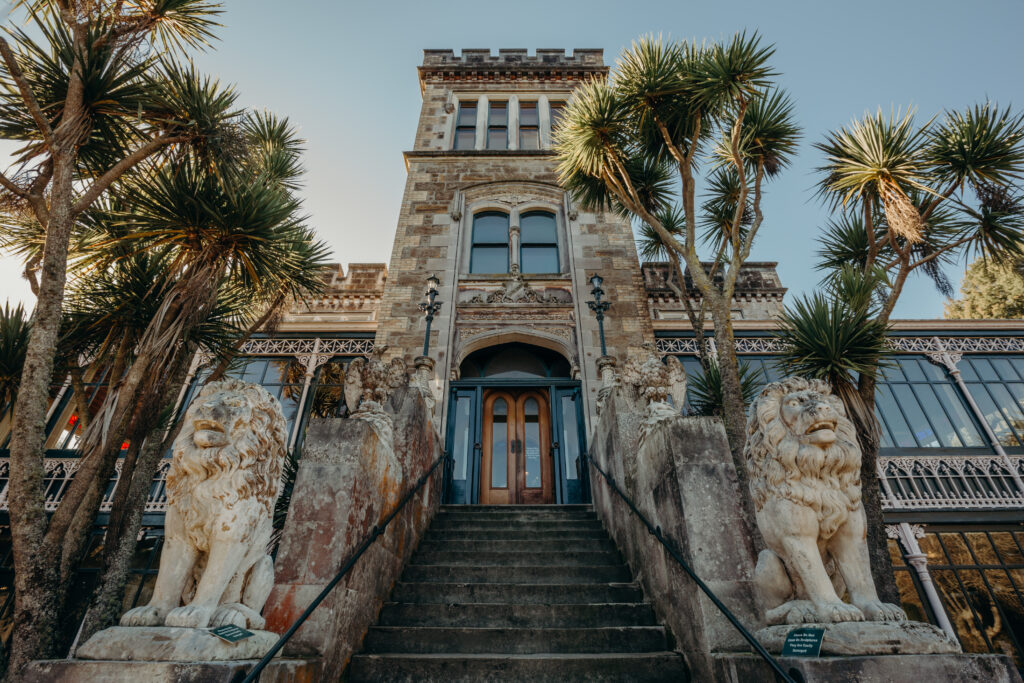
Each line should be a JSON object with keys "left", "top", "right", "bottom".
{"left": 374, "top": 49, "right": 654, "bottom": 432}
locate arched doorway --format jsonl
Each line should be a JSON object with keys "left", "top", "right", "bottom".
{"left": 445, "top": 343, "right": 587, "bottom": 505}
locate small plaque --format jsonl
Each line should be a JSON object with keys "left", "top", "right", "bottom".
{"left": 209, "top": 624, "right": 255, "bottom": 643}
{"left": 780, "top": 627, "right": 824, "bottom": 657}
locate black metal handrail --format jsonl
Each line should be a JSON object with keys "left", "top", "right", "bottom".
{"left": 241, "top": 451, "right": 452, "bottom": 683}
{"left": 584, "top": 451, "right": 798, "bottom": 683}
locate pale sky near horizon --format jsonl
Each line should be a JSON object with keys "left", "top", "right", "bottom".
{"left": 1, "top": 0, "right": 1023, "bottom": 318}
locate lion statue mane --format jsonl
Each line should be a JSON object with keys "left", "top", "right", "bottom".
{"left": 744, "top": 376, "right": 905, "bottom": 625}
{"left": 121, "top": 378, "right": 288, "bottom": 631}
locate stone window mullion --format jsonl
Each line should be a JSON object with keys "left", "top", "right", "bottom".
{"left": 508, "top": 95, "right": 519, "bottom": 151}
{"left": 539, "top": 95, "right": 552, "bottom": 149}
{"left": 475, "top": 95, "right": 489, "bottom": 151}
{"left": 509, "top": 206, "right": 521, "bottom": 274}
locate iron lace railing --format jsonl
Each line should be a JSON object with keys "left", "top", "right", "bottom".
{"left": 241, "top": 451, "right": 452, "bottom": 683}
{"left": 584, "top": 451, "right": 799, "bottom": 683}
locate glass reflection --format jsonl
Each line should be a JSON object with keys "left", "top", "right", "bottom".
{"left": 491, "top": 399, "right": 507, "bottom": 488}
{"left": 523, "top": 398, "right": 541, "bottom": 488}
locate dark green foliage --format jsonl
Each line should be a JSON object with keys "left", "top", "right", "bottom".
{"left": 688, "top": 360, "right": 764, "bottom": 417}
{"left": 0, "top": 302, "right": 29, "bottom": 409}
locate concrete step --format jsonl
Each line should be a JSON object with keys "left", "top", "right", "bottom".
{"left": 348, "top": 652, "right": 689, "bottom": 682}
{"left": 362, "top": 626, "right": 670, "bottom": 654}
{"left": 434, "top": 510, "right": 598, "bottom": 521}
{"left": 389, "top": 581, "right": 646, "bottom": 605}
{"left": 440, "top": 505, "right": 594, "bottom": 512}
{"left": 417, "top": 538, "right": 617, "bottom": 553}
{"left": 411, "top": 549, "right": 622, "bottom": 567}
{"left": 378, "top": 602, "right": 657, "bottom": 628}
{"left": 429, "top": 519, "right": 604, "bottom": 530}
{"left": 425, "top": 528, "right": 608, "bottom": 541}
{"left": 402, "top": 564, "right": 632, "bottom": 584}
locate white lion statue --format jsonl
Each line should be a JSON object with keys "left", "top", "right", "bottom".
{"left": 744, "top": 376, "right": 906, "bottom": 625}
{"left": 121, "top": 379, "right": 288, "bottom": 630}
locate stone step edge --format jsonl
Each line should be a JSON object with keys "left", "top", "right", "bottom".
{"left": 382, "top": 601, "right": 652, "bottom": 608}
{"left": 351, "top": 652, "right": 683, "bottom": 660}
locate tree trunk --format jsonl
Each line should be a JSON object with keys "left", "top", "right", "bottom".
{"left": 78, "top": 418, "right": 183, "bottom": 643}
{"left": 5, "top": 152, "right": 77, "bottom": 680}
{"left": 708, "top": 294, "right": 761, "bottom": 545}
{"left": 856, "top": 373, "right": 900, "bottom": 605}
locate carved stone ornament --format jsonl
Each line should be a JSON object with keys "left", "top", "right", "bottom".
{"left": 744, "top": 376, "right": 907, "bottom": 626}
{"left": 664, "top": 355, "right": 688, "bottom": 414}
{"left": 116, "top": 379, "right": 289, "bottom": 632}
{"left": 620, "top": 342, "right": 671, "bottom": 404}
{"left": 347, "top": 346, "right": 409, "bottom": 452}
{"left": 463, "top": 271, "right": 565, "bottom": 304}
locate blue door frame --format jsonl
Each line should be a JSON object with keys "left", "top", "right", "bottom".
{"left": 444, "top": 379, "right": 588, "bottom": 504}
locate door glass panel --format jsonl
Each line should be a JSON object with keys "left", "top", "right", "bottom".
{"left": 523, "top": 398, "right": 541, "bottom": 488}
{"left": 452, "top": 396, "right": 471, "bottom": 480}
{"left": 491, "top": 399, "right": 507, "bottom": 488}
{"left": 561, "top": 394, "right": 580, "bottom": 480}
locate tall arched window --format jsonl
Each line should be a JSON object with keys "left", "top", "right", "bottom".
{"left": 520, "top": 211, "right": 559, "bottom": 273}
{"left": 470, "top": 211, "right": 509, "bottom": 274}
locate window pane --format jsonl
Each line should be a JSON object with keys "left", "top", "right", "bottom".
{"left": 892, "top": 384, "right": 939, "bottom": 447}
{"left": 454, "top": 129, "right": 475, "bottom": 150}
{"left": 491, "top": 399, "right": 507, "bottom": 488}
{"left": 521, "top": 246, "right": 559, "bottom": 273}
{"left": 457, "top": 104, "right": 476, "bottom": 127}
{"left": 487, "top": 128, "right": 506, "bottom": 150}
{"left": 489, "top": 102, "right": 507, "bottom": 126}
{"left": 452, "top": 396, "right": 471, "bottom": 480}
{"left": 561, "top": 395, "right": 580, "bottom": 480}
{"left": 900, "top": 358, "right": 927, "bottom": 382}
{"left": 968, "top": 383, "right": 1021, "bottom": 447}
{"left": 1012, "top": 358, "right": 1024, "bottom": 380}
{"left": 882, "top": 363, "right": 907, "bottom": 382}
{"left": 473, "top": 213, "right": 509, "bottom": 243}
{"left": 876, "top": 384, "right": 916, "bottom": 447}
{"left": 992, "top": 358, "right": 1021, "bottom": 381}
{"left": 471, "top": 246, "right": 509, "bottom": 274}
{"left": 973, "top": 358, "right": 1000, "bottom": 382}
{"left": 934, "top": 384, "right": 986, "bottom": 447}
{"left": 550, "top": 102, "right": 565, "bottom": 131}
{"left": 960, "top": 359, "right": 980, "bottom": 381}
{"left": 520, "top": 212, "right": 557, "bottom": 242}
{"left": 519, "top": 129, "right": 539, "bottom": 150}
{"left": 524, "top": 398, "right": 541, "bottom": 488}
{"left": 520, "top": 103, "right": 538, "bottom": 126}
{"left": 921, "top": 360, "right": 949, "bottom": 382}
{"left": 911, "top": 384, "right": 963, "bottom": 447}
{"left": 987, "top": 383, "right": 1024, "bottom": 444}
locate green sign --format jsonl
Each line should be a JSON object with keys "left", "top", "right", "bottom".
{"left": 780, "top": 627, "right": 825, "bottom": 657}
{"left": 209, "top": 624, "right": 255, "bottom": 643}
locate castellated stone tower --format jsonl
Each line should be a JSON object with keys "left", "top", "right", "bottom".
{"left": 376, "top": 49, "right": 654, "bottom": 443}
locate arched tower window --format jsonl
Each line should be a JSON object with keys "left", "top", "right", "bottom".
{"left": 519, "top": 211, "right": 559, "bottom": 273}
{"left": 470, "top": 211, "right": 510, "bottom": 274}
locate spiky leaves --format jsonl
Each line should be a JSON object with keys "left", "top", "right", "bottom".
{"left": 0, "top": 301, "right": 30, "bottom": 409}
{"left": 688, "top": 359, "right": 764, "bottom": 417}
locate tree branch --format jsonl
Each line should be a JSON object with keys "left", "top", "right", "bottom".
{"left": 0, "top": 37, "right": 55, "bottom": 149}
{"left": 72, "top": 133, "right": 188, "bottom": 215}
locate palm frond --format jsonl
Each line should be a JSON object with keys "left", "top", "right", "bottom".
{"left": 926, "top": 103, "right": 1024, "bottom": 190}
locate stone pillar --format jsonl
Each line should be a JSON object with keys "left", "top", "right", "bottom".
{"left": 538, "top": 95, "right": 552, "bottom": 148}
{"left": 474, "top": 95, "right": 488, "bottom": 151}
{"left": 888, "top": 522, "right": 957, "bottom": 640}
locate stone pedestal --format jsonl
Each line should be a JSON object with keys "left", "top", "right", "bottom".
{"left": 755, "top": 620, "right": 961, "bottom": 657}
{"left": 24, "top": 658, "right": 320, "bottom": 683}
{"left": 76, "top": 626, "right": 280, "bottom": 662}
{"left": 713, "top": 653, "right": 1022, "bottom": 683}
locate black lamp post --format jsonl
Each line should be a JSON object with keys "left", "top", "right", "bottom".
{"left": 586, "top": 273, "right": 611, "bottom": 356}
{"left": 418, "top": 274, "right": 442, "bottom": 357}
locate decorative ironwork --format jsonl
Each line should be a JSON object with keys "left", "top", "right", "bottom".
{"left": 878, "top": 455, "right": 1024, "bottom": 510}
{"left": 0, "top": 457, "right": 171, "bottom": 514}
{"left": 657, "top": 335, "right": 1024, "bottom": 356}
{"left": 238, "top": 337, "right": 373, "bottom": 357}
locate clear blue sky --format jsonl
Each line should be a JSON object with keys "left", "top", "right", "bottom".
{"left": 2, "top": 0, "right": 1023, "bottom": 318}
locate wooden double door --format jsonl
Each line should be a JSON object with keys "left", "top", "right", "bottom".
{"left": 480, "top": 389, "right": 555, "bottom": 504}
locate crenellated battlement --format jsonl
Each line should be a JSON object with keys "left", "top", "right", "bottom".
{"left": 419, "top": 49, "right": 605, "bottom": 82}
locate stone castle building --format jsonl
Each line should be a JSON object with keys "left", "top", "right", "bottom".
{"left": 4, "top": 48, "right": 1024, "bottom": 679}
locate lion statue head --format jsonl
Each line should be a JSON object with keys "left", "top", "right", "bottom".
{"left": 744, "top": 377, "right": 861, "bottom": 538}
{"left": 167, "top": 378, "right": 289, "bottom": 517}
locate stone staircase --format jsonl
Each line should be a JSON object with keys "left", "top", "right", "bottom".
{"left": 349, "top": 505, "right": 688, "bottom": 682}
